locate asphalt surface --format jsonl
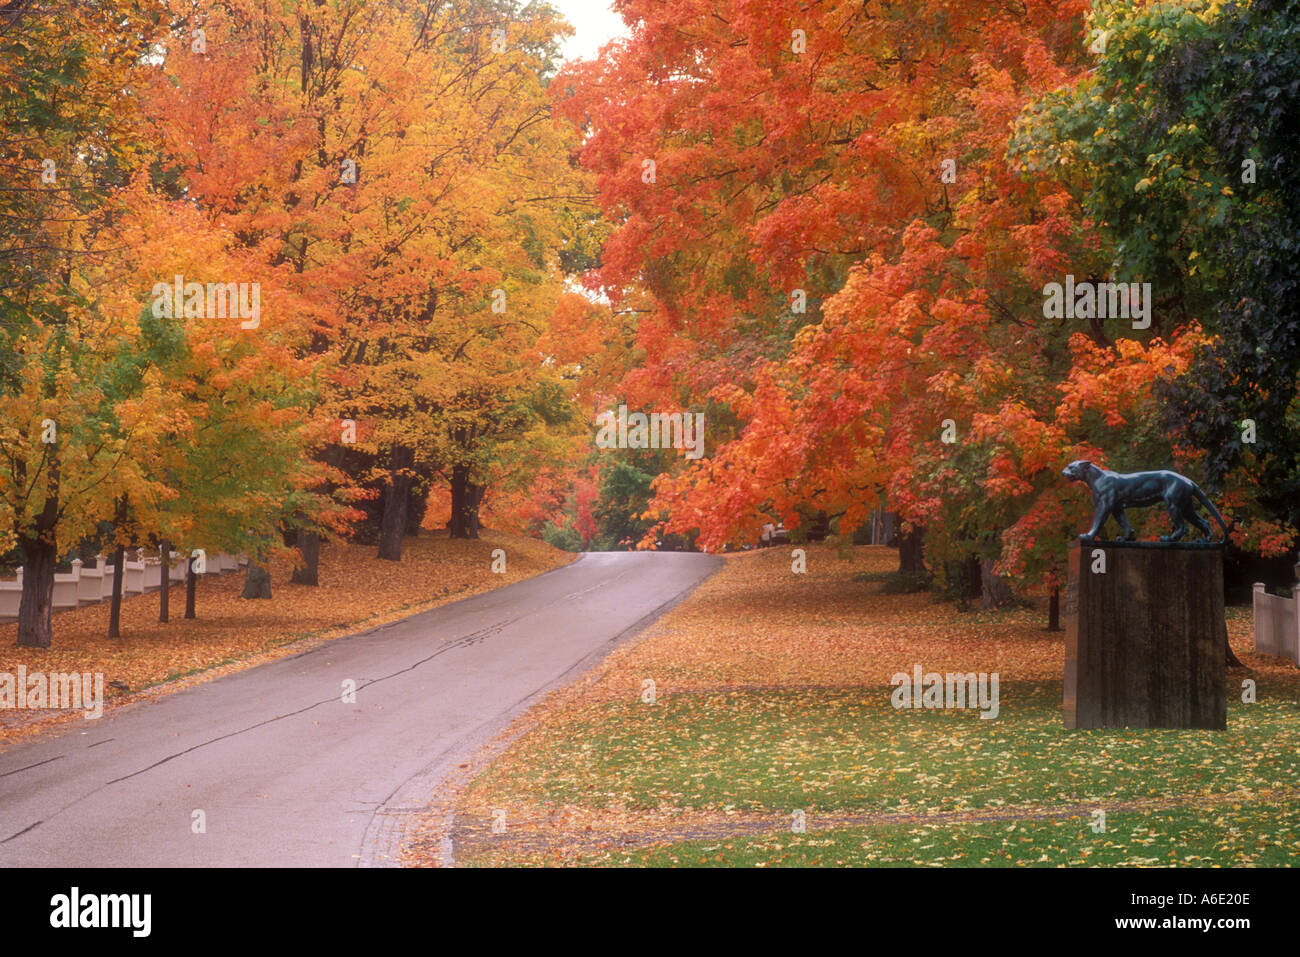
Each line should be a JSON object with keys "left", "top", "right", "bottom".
{"left": 0, "top": 550, "right": 720, "bottom": 867}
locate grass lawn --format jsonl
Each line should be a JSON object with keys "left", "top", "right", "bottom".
{"left": 577, "top": 803, "right": 1300, "bottom": 868}
{"left": 411, "top": 543, "right": 1300, "bottom": 867}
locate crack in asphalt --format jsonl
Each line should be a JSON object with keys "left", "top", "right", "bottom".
{"left": 0, "top": 820, "right": 41, "bottom": 844}
{"left": 0, "top": 755, "right": 63, "bottom": 779}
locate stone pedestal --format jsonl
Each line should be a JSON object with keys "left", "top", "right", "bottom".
{"left": 1064, "top": 542, "right": 1226, "bottom": 730}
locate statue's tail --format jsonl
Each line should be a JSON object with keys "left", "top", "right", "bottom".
{"left": 1194, "top": 485, "right": 1230, "bottom": 543}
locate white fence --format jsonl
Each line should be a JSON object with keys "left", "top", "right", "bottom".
{"left": 0, "top": 552, "right": 247, "bottom": 622}
{"left": 1253, "top": 564, "right": 1300, "bottom": 666}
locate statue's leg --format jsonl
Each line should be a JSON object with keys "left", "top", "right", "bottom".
{"left": 1187, "top": 506, "right": 1211, "bottom": 541}
{"left": 1113, "top": 507, "right": 1136, "bottom": 541}
{"left": 1083, "top": 500, "right": 1109, "bottom": 539}
{"left": 1161, "top": 504, "right": 1187, "bottom": 542}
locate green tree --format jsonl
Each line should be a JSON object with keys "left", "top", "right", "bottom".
{"left": 1012, "top": 0, "right": 1300, "bottom": 554}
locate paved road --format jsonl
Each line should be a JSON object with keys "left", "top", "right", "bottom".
{"left": 0, "top": 551, "right": 719, "bottom": 867}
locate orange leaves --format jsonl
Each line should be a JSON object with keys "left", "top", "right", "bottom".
{"left": 563, "top": 0, "right": 1262, "bottom": 588}
{"left": 1057, "top": 329, "right": 1207, "bottom": 430}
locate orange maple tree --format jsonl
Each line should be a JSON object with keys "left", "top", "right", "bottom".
{"left": 557, "top": 0, "right": 1254, "bottom": 601}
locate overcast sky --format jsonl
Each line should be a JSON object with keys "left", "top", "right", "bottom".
{"left": 547, "top": 0, "right": 629, "bottom": 62}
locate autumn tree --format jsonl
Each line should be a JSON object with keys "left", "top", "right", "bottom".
{"left": 0, "top": 0, "right": 165, "bottom": 646}
{"left": 558, "top": 0, "right": 1114, "bottom": 598}
{"left": 144, "top": 0, "right": 595, "bottom": 565}
{"left": 99, "top": 189, "right": 344, "bottom": 616}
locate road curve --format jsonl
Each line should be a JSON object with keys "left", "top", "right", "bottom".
{"left": 0, "top": 550, "right": 720, "bottom": 867}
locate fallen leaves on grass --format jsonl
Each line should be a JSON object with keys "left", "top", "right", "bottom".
{"left": 447, "top": 789, "right": 1300, "bottom": 868}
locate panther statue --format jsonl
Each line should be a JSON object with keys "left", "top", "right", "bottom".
{"left": 1062, "top": 460, "right": 1228, "bottom": 544}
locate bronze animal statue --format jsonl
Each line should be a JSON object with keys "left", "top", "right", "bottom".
{"left": 1062, "top": 460, "right": 1228, "bottom": 543}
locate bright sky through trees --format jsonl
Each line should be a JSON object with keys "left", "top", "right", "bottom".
{"left": 550, "top": 0, "right": 627, "bottom": 61}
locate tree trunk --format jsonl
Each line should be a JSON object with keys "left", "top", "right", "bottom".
{"left": 897, "top": 523, "right": 925, "bottom": 573}
{"left": 881, "top": 510, "right": 898, "bottom": 546}
{"left": 405, "top": 482, "right": 429, "bottom": 537}
{"left": 377, "top": 444, "right": 415, "bottom": 560}
{"left": 241, "top": 563, "right": 272, "bottom": 599}
{"left": 159, "top": 541, "right": 171, "bottom": 623}
{"left": 448, "top": 463, "right": 482, "bottom": 540}
{"left": 290, "top": 530, "right": 319, "bottom": 585}
{"left": 185, "top": 556, "right": 197, "bottom": 619}
{"left": 965, "top": 555, "right": 982, "bottom": 598}
{"left": 979, "top": 557, "right": 1013, "bottom": 609}
{"left": 1048, "top": 586, "right": 1061, "bottom": 632}
{"left": 288, "top": 443, "right": 344, "bottom": 582}
{"left": 947, "top": 555, "right": 981, "bottom": 609}
{"left": 15, "top": 532, "right": 56, "bottom": 648}
{"left": 108, "top": 543, "right": 126, "bottom": 638}
{"left": 469, "top": 482, "right": 485, "bottom": 533}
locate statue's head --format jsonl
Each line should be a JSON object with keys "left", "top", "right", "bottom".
{"left": 1062, "top": 460, "right": 1094, "bottom": 483}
